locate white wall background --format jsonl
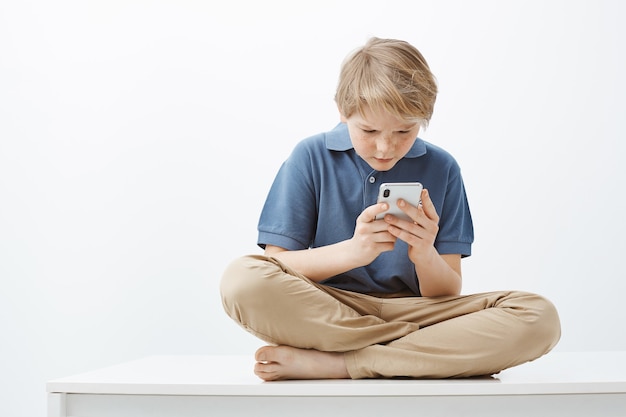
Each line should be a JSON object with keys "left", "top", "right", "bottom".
{"left": 1, "top": 0, "right": 624, "bottom": 415}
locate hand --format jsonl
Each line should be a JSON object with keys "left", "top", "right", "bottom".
{"left": 383, "top": 188, "right": 440, "bottom": 263}
{"left": 349, "top": 202, "right": 398, "bottom": 266}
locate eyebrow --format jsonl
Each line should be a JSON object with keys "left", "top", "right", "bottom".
{"left": 357, "top": 122, "right": 418, "bottom": 130}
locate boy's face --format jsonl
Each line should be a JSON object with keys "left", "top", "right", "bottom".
{"left": 341, "top": 105, "right": 421, "bottom": 172}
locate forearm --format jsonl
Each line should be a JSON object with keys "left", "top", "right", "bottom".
{"left": 414, "top": 249, "right": 462, "bottom": 297}
{"left": 265, "top": 241, "right": 363, "bottom": 283}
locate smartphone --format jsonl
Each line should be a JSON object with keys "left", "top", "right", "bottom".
{"left": 375, "top": 182, "right": 423, "bottom": 222}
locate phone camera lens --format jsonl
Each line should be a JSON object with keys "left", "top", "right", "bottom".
{"left": 383, "top": 189, "right": 390, "bottom": 198}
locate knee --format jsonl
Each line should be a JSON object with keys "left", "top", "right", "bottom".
{"left": 519, "top": 292, "right": 562, "bottom": 352}
{"left": 220, "top": 255, "right": 279, "bottom": 322}
{"left": 537, "top": 295, "right": 561, "bottom": 349}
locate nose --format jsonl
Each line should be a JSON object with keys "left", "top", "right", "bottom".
{"left": 376, "top": 135, "right": 392, "bottom": 154}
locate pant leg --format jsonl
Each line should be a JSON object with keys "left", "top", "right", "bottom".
{"left": 220, "top": 255, "right": 420, "bottom": 352}
{"left": 346, "top": 291, "right": 561, "bottom": 378}
{"left": 221, "top": 255, "right": 561, "bottom": 379}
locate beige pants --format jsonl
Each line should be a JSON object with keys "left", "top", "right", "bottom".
{"left": 220, "top": 255, "right": 561, "bottom": 379}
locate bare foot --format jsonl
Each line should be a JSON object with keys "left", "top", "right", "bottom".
{"left": 254, "top": 345, "right": 350, "bottom": 381}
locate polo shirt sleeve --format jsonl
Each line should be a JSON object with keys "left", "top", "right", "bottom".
{"left": 257, "top": 143, "right": 318, "bottom": 251}
{"left": 435, "top": 163, "right": 474, "bottom": 257}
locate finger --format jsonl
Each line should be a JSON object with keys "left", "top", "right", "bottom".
{"left": 387, "top": 224, "right": 423, "bottom": 246}
{"left": 358, "top": 202, "right": 390, "bottom": 223}
{"left": 419, "top": 189, "right": 439, "bottom": 223}
{"left": 394, "top": 198, "right": 420, "bottom": 223}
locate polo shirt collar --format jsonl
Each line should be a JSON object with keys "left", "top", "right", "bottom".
{"left": 326, "top": 123, "right": 427, "bottom": 158}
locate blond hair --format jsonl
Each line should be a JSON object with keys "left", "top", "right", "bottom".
{"left": 335, "top": 37, "right": 438, "bottom": 127}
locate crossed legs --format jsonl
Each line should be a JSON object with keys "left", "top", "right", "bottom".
{"left": 220, "top": 255, "right": 561, "bottom": 380}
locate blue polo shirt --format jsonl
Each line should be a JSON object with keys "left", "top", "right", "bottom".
{"left": 258, "top": 123, "right": 473, "bottom": 295}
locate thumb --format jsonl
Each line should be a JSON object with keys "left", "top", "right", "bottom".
{"left": 420, "top": 189, "right": 439, "bottom": 222}
{"left": 359, "top": 202, "right": 389, "bottom": 223}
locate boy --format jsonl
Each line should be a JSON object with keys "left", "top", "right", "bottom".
{"left": 220, "top": 37, "right": 560, "bottom": 380}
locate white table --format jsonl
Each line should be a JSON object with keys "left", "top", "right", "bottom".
{"left": 47, "top": 351, "right": 626, "bottom": 417}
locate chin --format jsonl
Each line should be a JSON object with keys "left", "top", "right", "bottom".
{"left": 371, "top": 160, "right": 397, "bottom": 171}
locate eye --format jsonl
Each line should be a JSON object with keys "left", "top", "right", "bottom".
{"left": 362, "top": 129, "right": 377, "bottom": 134}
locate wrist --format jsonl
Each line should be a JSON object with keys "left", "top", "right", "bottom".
{"left": 411, "top": 244, "right": 439, "bottom": 267}
{"left": 342, "top": 238, "right": 371, "bottom": 269}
